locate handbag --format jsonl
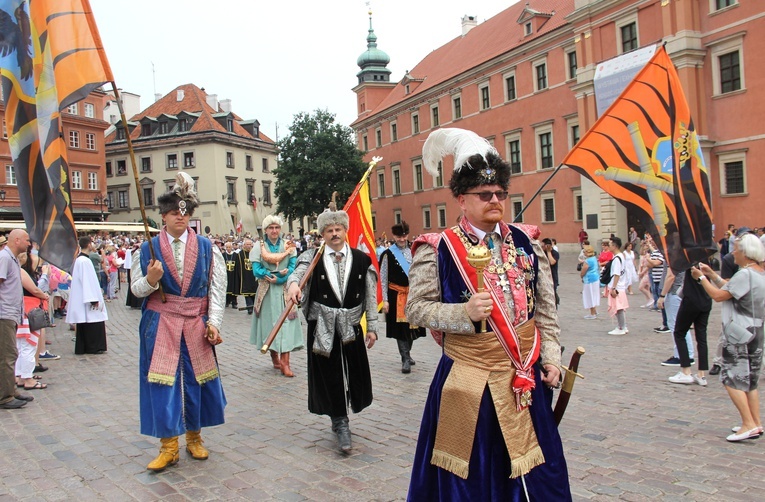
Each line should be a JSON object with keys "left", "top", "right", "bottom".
{"left": 27, "top": 302, "right": 53, "bottom": 332}
{"left": 723, "top": 269, "right": 762, "bottom": 345}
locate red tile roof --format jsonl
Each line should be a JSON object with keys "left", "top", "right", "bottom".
{"left": 355, "top": 0, "right": 574, "bottom": 123}
{"left": 105, "top": 83, "right": 274, "bottom": 144}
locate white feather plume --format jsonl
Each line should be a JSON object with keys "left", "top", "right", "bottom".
{"left": 172, "top": 171, "right": 198, "bottom": 204}
{"left": 422, "top": 128, "right": 498, "bottom": 176}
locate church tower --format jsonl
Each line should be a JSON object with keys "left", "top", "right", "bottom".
{"left": 353, "top": 8, "right": 396, "bottom": 121}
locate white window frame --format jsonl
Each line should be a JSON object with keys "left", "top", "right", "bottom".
{"left": 479, "top": 82, "right": 491, "bottom": 110}
{"left": 5, "top": 164, "right": 16, "bottom": 185}
{"left": 69, "top": 130, "right": 80, "bottom": 148}
{"left": 708, "top": 34, "right": 745, "bottom": 96}
{"left": 66, "top": 103, "right": 78, "bottom": 115}
{"left": 573, "top": 188, "right": 583, "bottom": 222}
{"left": 377, "top": 169, "right": 386, "bottom": 198}
{"left": 717, "top": 149, "right": 747, "bottom": 196}
{"left": 226, "top": 151, "right": 234, "bottom": 168}
{"left": 71, "top": 170, "right": 82, "bottom": 190}
{"left": 167, "top": 153, "right": 179, "bottom": 170}
{"left": 541, "top": 192, "right": 556, "bottom": 223}
{"left": 411, "top": 112, "right": 420, "bottom": 135}
{"left": 183, "top": 151, "right": 195, "bottom": 168}
{"left": 503, "top": 70, "right": 517, "bottom": 102}
{"left": 452, "top": 94, "right": 462, "bottom": 120}
{"left": 85, "top": 132, "right": 96, "bottom": 150}
{"left": 532, "top": 57, "right": 548, "bottom": 92}
{"left": 87, "top": 172, "right": 98, "bottom": 191}
{"left": 616, "top": 14, "right": 639, "bottom": 55}
{"left": 564, "top": 46, "right": 577, "bottom": 81}
{"left": 84, "top": 103, "right": 95, "bottom": 118}
{"left": 413, "top": 161, "right": 424, "bottom": 191}
{"left": 566, "top": 117, "right": 580, "bottom": 149}
{"left": 393, "top": 210, "right": 402, "bottom": 225}
{"left": 392, "top": 165, "right": 401, "bottom": 195}
{"left": 431, "top": 103, "right": 440, "bottom": 127}
{"left": 437, "top": 205, "right": 447, "bottom": 228}
{"left": 510, "top": 196, "right": 524, "bottom": 223}
{"left": 504, "top": 131, "right": 522, "bottom": 175}
{"left": 534, "top": 122, "right": 554, "bottom": 170}
{"left": 390, "top": 121, "right": 398, "bottom": 142}
{"left": 422, "top": 206, "right": 432, "bottom": 230}
{"left": 375, "top": 127, "right": 382, "bottom": 148}
{"left": 710, "top": 0, "right": 738, "bottom": 13}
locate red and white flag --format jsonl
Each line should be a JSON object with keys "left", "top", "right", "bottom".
{"left": 236, "top": 219, "right": 243, "bottom": 234}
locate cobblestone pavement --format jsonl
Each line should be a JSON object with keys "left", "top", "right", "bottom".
{"left": 1, "top": 252, "right": 762, "bottom": 501}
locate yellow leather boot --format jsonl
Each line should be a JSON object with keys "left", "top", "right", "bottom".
{"left": 185, "top": 430, "right": 209, "bottom": 460}
{"left": 147, "top": 436, "right": 179, "bottom": 471}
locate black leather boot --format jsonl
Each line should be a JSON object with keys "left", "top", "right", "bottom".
{"left": 331, "top": 416, "right": 352, "bottom": 452}
{"left": 397, "top": 340, "right": 411, "bottom": 373}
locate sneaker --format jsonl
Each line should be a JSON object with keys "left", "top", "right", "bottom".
{"left": 668, "top": 372, "right": 694, "bottom": 384}
{"left": 584, "top": 314, "right": 597, "bottom": 320}
{"left": 649, "top": 307, "right": 661, "bottom": 312}
{"left": 654, "top": 326, "right": 671, "bottom": 333}
{"left": 693, "top": 375, "right": 708, "bottom": 386}
{"left": 607, "top": 328, "right": 626, "bottom": 336}
{"left": 661, "top": 357, "right": 681, "bottom": 366}
{"left": 39, "top": 351, "right": 60, "bottom": 360}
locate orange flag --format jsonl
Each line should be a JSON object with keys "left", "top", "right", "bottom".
{"left": 562, "top": 46, "right": 715, "bottom": 272}
{"left": 0, "top": 0, "right": 114, "bottom": 271}
{"left": 345, "top": 157, "right": 383, "bottom": 309}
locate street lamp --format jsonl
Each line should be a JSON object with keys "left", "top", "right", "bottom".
{"left": 0, "top": 189, "right": 6, "bottom": 202}
{"left": 94, "top": 194, "right": 107, "bottom": 221}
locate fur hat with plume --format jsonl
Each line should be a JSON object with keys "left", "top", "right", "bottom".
{"left": 157, "top": 172, "right": 200, "bottom": 215}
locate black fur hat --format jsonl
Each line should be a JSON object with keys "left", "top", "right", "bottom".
{"left": 157, "top": 172, "right": 199, "bottom": 216}
{"left": 447, "top": 152, "right": 510, "bottom": 197}
{"left": 391, "top": 221, "right": 409, "bottom": 237}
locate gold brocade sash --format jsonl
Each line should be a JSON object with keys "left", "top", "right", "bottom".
{"left": 389, "top": 283, "right": 409, "bottom": 323}
{"left": 432, "top": 331, "right": 544, "bottom": 479}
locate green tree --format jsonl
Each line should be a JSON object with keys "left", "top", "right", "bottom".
{"left": 274, "top": 109, "right": 366, "bottom": 223}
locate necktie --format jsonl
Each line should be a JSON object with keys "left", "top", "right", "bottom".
{"left": 334, "top": 251, "right": 345, "bottom": 293}
{"left": 172, "top": 238, "right": 183, "bottom": 279}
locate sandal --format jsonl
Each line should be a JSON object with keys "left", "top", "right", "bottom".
{"left": 33, "top": 364, "right": 48, "bottom": 373}
{"left": 24, "top": 381, "right": 47, "bottom": 390}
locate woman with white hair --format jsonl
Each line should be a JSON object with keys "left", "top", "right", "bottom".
{"left": 691, "top": 233, "right": 764, "bottom": 441}
{"left": 249, "top": 214, "right": 303, "bottom": 376}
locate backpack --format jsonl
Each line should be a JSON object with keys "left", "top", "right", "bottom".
{"left": 600, "top": 255, "right": 622, "bottom": 286}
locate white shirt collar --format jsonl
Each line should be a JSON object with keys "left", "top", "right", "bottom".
{"left": 467, "top": 221, "right": 501, "bottom": 241}
{"left": 170, "top": 229, "right": 189, "bottom": 244}
{"left": 330, "top": 242, "right": 350, "bottom": 256}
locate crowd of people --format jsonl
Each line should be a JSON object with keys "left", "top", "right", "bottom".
{"left": 2, "top": 129, "right": 764, "bottom": 498}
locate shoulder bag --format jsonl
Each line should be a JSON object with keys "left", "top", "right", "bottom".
{"left": 723, "top": 269, "right": 762, "bottom": 345}
{"left": 27, "top": 301, "right": 53, "bottom": 332}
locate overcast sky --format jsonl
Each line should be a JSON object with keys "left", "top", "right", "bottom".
{"left": 90, "top": 0, "right": 518, "bottom": 140}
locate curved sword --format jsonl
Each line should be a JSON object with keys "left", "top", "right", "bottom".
{"left": 553, "top": 346, "right": 585, "bottom": 425}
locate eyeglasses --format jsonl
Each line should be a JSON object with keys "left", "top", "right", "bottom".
{"left": 463, "top": 190, "right": 509, "bottom": 202}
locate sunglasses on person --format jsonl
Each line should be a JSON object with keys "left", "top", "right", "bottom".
{"left": 463, "top": 190, "right": 509, "bottom": 202}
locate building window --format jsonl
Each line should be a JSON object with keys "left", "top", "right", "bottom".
{"left": 718, "top": 151, "right": 746, "bottom": 195}
{"left": 371, "top": 212, "right": 376, "bottom": 232}
{"left": 105, "top": 161, "right": 112, "bottom": 177}
{"left": 453, "top": 96, "right": 462, "bottom": 120}
{"left": 246, "top": 182, "right": 254, "bottom": 203}
{"left": 136, "top": 157, "right": 149, "bottom": 173}
{"left": 414, "top": 162, "right": 423, "bottom": 191}
{"left": 71, "top": 170, "right": 82, "bottom": 189}
{"left": 262, "top": 181, "right": 272, "bottom": 205}
{"left": 141, "top": 123, "right": 152, "bottom": 136}
{"left": 377, "top": 171, "right": 385, "bottom": 197}
{"left": 227, "top": 118, "right": 234, "bottom": 132}
{"left": 437, "top": 206, "right": 447, "bottom": 228}
{"left": 511, "top": 196, "right": 524, "bottom": 223}
{"left": 116, "top": 128, "right": 125, "bottom": 140}
{"left": 362, "top": 134, "right": 368, "bottom": 151}
{"left": 143, "top": 187, "right": 154, "bottom": 207}
{"left": 719, "top": 51, "right": 741, "bottom": 94}
{"left": 69, "top": 130, "right": 80, "bottom": 148}
{"left": 184, "top": 152, "right": 195, "bottom": 168}
{"left": 620, "top": 22, "right": 638, "bottom": 53}
{"left": 435, "top": 161, "right": 443, "bottom": 187}
{"left": 159, "top": 122, "right": 169, "bottom": 134}
{"left": 226, "top": 152, "right": 234, "bottom": 168}
{"left": 422, "top": 207, "right": 431, "bottom": 229}
{"left": 507, "top": 136, "right": 522, "bottom": 175}
{"left": 570, "top": 124, "right": 580, "bottom": 147}
{"left": 567, "top": 50, "right": 578, "bottom": 80}
{"left": 505, "top": 73, "right": 516, "bottom": 101}
{"left": 2, "top": 119, "right": 7, "bottom": 138}
{"left": 573, "top": 189, "right": 583, "bottom": 221}
{"left": 84, "top": 132, "right": 95, "bottom": 150}
{"left": 106, "top": 192, "right": 114, "bottom": 210}
{"left": 165, "top": 154, "right": 177, "bottom": 170}
{"left": 66, "top": 103, "right": 78, "bottom": 115}
{"left": 542, "top": 194, "right": 556, "bottom": 222}
{"left": 394, "top": 211, "right": 402, "bottom": 225}
{"left": 375, "top": 127, "right": 382, "bottom": 147}
{"left": 539, "top": 132, "right": 553, "bottom": 169}
{"left": 227, "top": 180, "right": 236, "bottom": 203}
{"left": 116, "top": 159, "right": 127, "bottom": 175}
{"left": 178, "top": 119, "right": 187, "bottom": 132}
{"left": 534, "top": 62, "right": 548, "bottom": 91}
{"left": 412, "top": 113, "right": 420, "bottom": 134}
{"left": 714, "top": 0, "right": 737, "bottom": 10}
{"left": 87, "top": 172, "right": 97, "bottom": 190}
{"left": 118, "top": 190, "right": 128, "bottom": 209}
{"left": 262, "top": 158, "right": 269, "bottom": 172}
{"left": 5, "top": 164, "right": 16, "bottom": 185}
{"left": 524, "top": 22, "right": 532, "bottom": 36}
{"left": 480, "top": 84, "right": 490, "bottom": 110}
{"left": 431, "top": 105, "right": 439, "bottom": 127}
{"left": 390, "top": 122, "right": 398, "bottom": 142}
{"left": 84, "top": 103, "right": 95, "bottom": 118}
{"left": 392, "top": 166, "right": 401, "bottom": 195}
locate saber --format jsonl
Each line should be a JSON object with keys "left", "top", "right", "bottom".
{"left": 553, "top": 346, "right": 585, "bottom": 425}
